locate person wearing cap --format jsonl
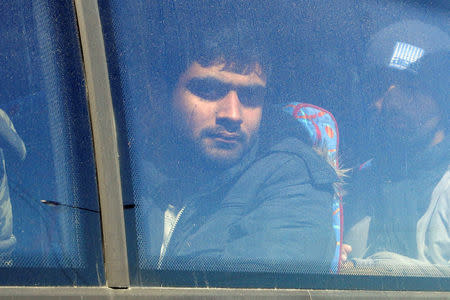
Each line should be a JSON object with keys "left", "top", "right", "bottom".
{"left": 0, "top": 108, "right": 26, "bottom": 261}
{"left": 342, "top": 20, "right": 450, "bottom": 275}
{"left": 136, "top": 16, "right": 338, "bottom": 272}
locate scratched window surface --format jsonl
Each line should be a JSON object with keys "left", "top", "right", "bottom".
{"left": 100, "top": 0, "right": 449, "bottom": 290}
{"left": 0, "top": 1, "right": 104, "bottom": 285}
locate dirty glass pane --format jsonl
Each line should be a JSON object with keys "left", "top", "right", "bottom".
{"left": 99, "top": 0, "right": 449, "bottom": 290}
{"left": 0, "top": 0, "right": 104, "bottom": 285}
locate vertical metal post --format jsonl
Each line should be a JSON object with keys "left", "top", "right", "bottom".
{"left": 73, "top": 0, "right": 130, "bottom": 288}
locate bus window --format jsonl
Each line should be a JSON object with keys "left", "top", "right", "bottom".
{"left": 0, "top": 0, "right": 104, "bottom": 285}
{"left": 99, "top": 0, "right": 449, "bottom": 291}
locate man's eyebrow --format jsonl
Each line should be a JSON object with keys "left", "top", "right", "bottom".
{"left": 188, "top": 76, "right": 265, "bottom": 88}
{"left": 188, "top": 77, "right": 228, "bottom": 85}
{"left": 185, "top": 77, "right": 230, "bottom": 92}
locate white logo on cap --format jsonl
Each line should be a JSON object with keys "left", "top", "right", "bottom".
{"left": 389, "top": 42, "right": 425, "bottom": 71}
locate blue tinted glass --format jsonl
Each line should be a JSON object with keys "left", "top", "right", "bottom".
{"left": 0, "top": 0, "right": 104, "bottom": 285}
{"left": 100, "top": 0, "right": 449, "bottom": 290}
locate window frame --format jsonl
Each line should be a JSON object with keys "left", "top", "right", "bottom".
{"left": 1, "top": 0, "right": 448, "bottom": 297}
{"left": 74, "top": 0, "right": 129, "bottom": 288}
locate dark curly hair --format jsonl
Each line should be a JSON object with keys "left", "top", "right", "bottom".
{"left": 151, "top": 2, "right": 270, "bottom": 102}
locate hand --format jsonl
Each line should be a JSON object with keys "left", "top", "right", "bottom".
{"left": 341, "top": 243, "right": 352, "bottom": 263}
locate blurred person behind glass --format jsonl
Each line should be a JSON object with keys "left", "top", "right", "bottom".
{"left": 136, "top": 9, "right": 338, "bottom": 272}
{"left": 343, "top": 20, "right": 450, "bottom": 275}
{"left": 0, "top": 109, "right": 26, "bottom": 261}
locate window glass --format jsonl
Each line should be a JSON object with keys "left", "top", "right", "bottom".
{"left": 99, "top": 0, "right": 449, "bottom": 290}
{"left": 0, "top": 0, "right": 104, "bottom": 285}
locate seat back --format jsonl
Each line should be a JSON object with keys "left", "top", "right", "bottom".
{"left": 283, "top": 102, "right": 343, "bottom": 273}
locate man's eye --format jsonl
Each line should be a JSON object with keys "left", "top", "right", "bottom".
{"left": 186, "top": 79, "right": 229, "bottom": 100}
{"left": 238, "top": 86, "right": 265, "bottom": 107}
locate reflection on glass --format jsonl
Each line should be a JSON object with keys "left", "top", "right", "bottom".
{"left": 343, "top": 20, "right": 450, "bottom": 277}
{"left": 0, "top": 0, "right": 104, "bottom": 285}
{"left": 100, "top": 0, "right": 449, "bottom": 289}
{"left": 0, "top": 109, "right": 26, "bottom": 260}
{"left": 389, "top": 42, "right": 424, "bottom": 71}
{"left": 102, "top": 1, "right": 340, "bottom": 280}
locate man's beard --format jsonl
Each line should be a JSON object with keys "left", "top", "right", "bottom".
{"left": 379, "top": 111, "right": 435, "bottom": 150}
{"left": 192, "top": 126, "right": 255, "bottom": 170}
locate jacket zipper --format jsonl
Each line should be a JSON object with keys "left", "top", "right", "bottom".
{"left": 157, "top": 205, "right": 185, "bottom": 269}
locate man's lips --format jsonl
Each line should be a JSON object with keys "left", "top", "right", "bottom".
{"left": 203, "top": 129, "right": 245, "bottom": 146}
{"left": 201, "top": 127, "right": 246, "bottom": 147}
{"left": 210, "top": 133, "right": 242, "bottom": 143}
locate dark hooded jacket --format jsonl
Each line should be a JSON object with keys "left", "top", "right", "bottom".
{"left": 136, "top": 105, "right": 338, "bottom": 272}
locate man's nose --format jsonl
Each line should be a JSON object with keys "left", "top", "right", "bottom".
{"left": 372, "top": 97, "right": 384, "bottom": 112}
{"left": 372, "top": 84, "right": 397, "bottom": 112}
{"left": 216, "top": 90, "right": 243, "bottom": 131}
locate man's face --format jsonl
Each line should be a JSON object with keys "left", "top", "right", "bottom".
{"left": 171, "top": 61, "right": 266, "bottom": 168}
{"left": 373, "top": 84, "right": 441, "bottom": 145}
